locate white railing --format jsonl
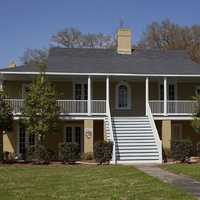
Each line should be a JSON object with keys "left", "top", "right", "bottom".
{"left": 167, "top": 100, "right": 197, "bottom": 115}
{"left": 58, "top": 100, "right": 88, "bottom": 114}
{"left": 106, "top": 101, "right": 116, "bottom": 164}
{"left": 4, "top": 99, "right": 106, "bottom": 115}
{"left": 147, "top": 103, "right": 162, "bottom": 163}
{"left": 5, "top": 99, "right": 24, "bottom": 114}
{"left": 91, "top": 100, "right": 106, "bottom": 114}
{"left": 149, "top": 100, "right": 197, "bottom": 115}
{"left": 149, "top": 100, "right": 164, "bottom": 115}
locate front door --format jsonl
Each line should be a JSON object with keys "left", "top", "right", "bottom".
{"left": 18, "top": 125, "right": 36, "bottom": 159}
{"left": 65, "top": 126, "right": 83, "bottom": 152}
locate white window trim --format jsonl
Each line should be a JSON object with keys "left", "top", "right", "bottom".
{"left": 73, "top": 81, "right": 88, "bottom": 100}
{"left": 17, "top": 124, "right": 37, "bottom": 157}
{"left": 159, "top": 80, "right": 177, "bottom": 100}
{"left": 115, "top": 81, "right": 131, "bottom": 110}
{"left": 63, "top": 124, "right": 83, "bottom": 152}
{"left": 195, "top": 86, "right": 200, "bottom": 96}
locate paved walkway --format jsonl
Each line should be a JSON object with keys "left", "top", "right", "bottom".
{"left": 135, "top": 165, "right": 200, "bottom": 200}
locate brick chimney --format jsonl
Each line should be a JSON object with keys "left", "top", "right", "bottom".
{"left": 117, "top": 29, "right": 132, "bottom": 55}
{"left": 8, "top": 61, "right": 16, "bottom": 68}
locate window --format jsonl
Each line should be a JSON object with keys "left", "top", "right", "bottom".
{"left": 22, "top": 84, "right": 30, "bottom": 98}
{"left": 172, "top": 123, "right": 182, "bottom": 141}
{"left": 116, "top": 81, "right": 131, "bottom": 109}
{"left": 18, "top": 125, "right": 36, "bottom": 159}
{"left": 74, "top": 83, "right": 88, "bottom": 100}
{"left": 159, "top": 83, "right": 176, "bottom": 100}
{"left": 65, "top": 127, "right": 72, "bottom": 142}
{"left": 195, "top": 86, "right": 200, "bottom": 96}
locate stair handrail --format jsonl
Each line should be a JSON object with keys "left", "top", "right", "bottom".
{"left": 147, "top": 103, "right": 163, "bottom": 163}
{"left": 106, "top": 101, "right": 116, "bottom": 164}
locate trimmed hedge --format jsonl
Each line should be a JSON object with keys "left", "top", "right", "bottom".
{"left": 0, "top": 144, "right": 3, "bottom": 161}
{"left": 172, "top": 140, "right": 193, "bottom": 162}
{"left": 59, "top": 142, "right": 80, "bottom": 164}
{"left": 94, "top": 141, "right": 113, "bottom": 164}
{"left": 27, "top": 144, "right": 51, "bottom": 164}
{"left": 197, "top": 143, "right": 200, "bottom": 157}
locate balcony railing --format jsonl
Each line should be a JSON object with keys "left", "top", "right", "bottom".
{"left": 149, "top": 100, "right": 198, "bottom": 115}
{"left": 5, "top": 99, "right": 106, "bottom": 115}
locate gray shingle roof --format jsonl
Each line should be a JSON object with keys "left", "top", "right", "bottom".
{"left": 1, "top": 48, "right": 200, "bottom": 75}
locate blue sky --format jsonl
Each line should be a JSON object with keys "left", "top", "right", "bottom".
{"left": 0, "top": 0, "right": 200, "bottom": 68}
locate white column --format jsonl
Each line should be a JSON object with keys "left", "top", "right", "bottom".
{"left": 106, "top": 76, "right": 110, "bottom": 113}
{"left": 0, "top": 79, "right": 3, "bottom": 91}
{"left": 145, "top": 77, "right": 149, "bottom": 115}
{"left": 87, "top": 76, "right": 91, "bottom": 115}
{"left": 164, "top": 77, "right": 167, "bottom": 116}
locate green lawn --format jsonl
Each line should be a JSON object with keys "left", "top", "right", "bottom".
{"left": 0, "top": 165, "right": 196, "bottom": 200}
{"left": 162, "top": 164, "right": 200, "bottom": 182}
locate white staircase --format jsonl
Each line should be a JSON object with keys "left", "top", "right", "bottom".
{"left": 105, "top": 116, "right": 162, "bottom": 164}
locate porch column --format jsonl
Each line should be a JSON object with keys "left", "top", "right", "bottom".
{"left": 0, "top": 79, "right": 3, "bottom": 91}
{"left": 106, "top": 76, "right": 110, "bottom": 113}
{"left": 162, "top": 120, "right": 172, "bottom": 156}
{"left": 145, "top": 77, "right": 149, "bottom": 115}
{"left": 164, "top": 77, "right": 167, "bottom": 116}
{"left": 84, "top": 119, "right": 94, "bottom": 153}
{"left": 87, "top": 76, "right": 91, "bottom": 115}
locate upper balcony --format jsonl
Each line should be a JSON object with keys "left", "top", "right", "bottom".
{"left": 149, "top": 100, "right": 197, "bottom": 116}
{"left": 5, "top": 99, "right": 106, "bottom": 116}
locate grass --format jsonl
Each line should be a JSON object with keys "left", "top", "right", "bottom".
{"left": 0, "top": 165, "right": 196, "bottom": 200}
{"left": 162, "top": 164, "right": 200, "bottom": 182}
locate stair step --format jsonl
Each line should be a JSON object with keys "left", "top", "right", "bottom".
{"left": 115, "top": 133, "right": 154, "bottom": 138}
{"left": 116, "top": 146, "right": 158, "bottom": 150}
{"left": 118, "top": 149, "right": 158, "bottom": 153}
{"left": 117, "top": 156, "right": 159, "bottom": 160}
{"left": 116, "top": 142, "right": 156, "bottom": 146}
{"left": 114, "top": 131, "right": 153, "bottom": 134}
{"left": 113, "top": 125, "right": 151, "bottom": 128}
{"left": 113, "top": 127, "right": 152, "bottom": 130}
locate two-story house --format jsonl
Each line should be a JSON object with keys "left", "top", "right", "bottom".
{"left": 1, "top": 29, "right": 200, "bottom": 164}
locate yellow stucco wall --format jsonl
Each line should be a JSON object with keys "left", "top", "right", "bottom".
{"left": 92, "top": 81, "right": 106, "bottom": 100}
{"left": 177, "top": 82, "right": 200, "bottom": 100}
{"left": 3, "top": 121, "right": 17, "bottom": 154}
{"left": 84, "top": 120, "right": 93, "bottom": 153}
{"left": 110, "top": 81, "right": 145, "bottom": 116}
{"left": 161, "top": 120, "right": 172, "bottom": 155}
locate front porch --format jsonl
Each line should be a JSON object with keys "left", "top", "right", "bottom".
{"left": 3, "top": 75, "right": 199, "bottom": 117}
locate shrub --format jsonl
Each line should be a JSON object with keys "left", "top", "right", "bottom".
{"left": 59, "top": 142, "right": 80, "bottom": 164}
{"left": 81, "top": 152, "right": 94, "bottom": 160}
{"left": 0, "top": 144, "right": 3, "bottom": 161}
{"left": 197, "top": 143, "right": 200, "bottom": 156}
{"left": 172, "top": 140, "right": 193, "bottom": 162}
{"left": 94, "top": 141, "right": 113, "bottom": 164}
{"left": 27, "top": 144, "right": 51, "bottom": 164}
{"left": 3, "top": 151, "right": 16, "bottom": 164}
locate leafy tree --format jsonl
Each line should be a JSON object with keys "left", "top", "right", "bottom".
{"left": 0, "top": 91, "right": 13, "bottom": 159}
{"left": 21, "top": 48, "right": 48, "bottom": 65}
{"left": 138, "top": 19, "right": 200, "bottom": 63}
{"left": 191, "top": 95, "right": 200, "bottom": 133}
{"left": 22, "top": 64, "right": 60, "bottom": 145}
{"left": 0, "top": 91, "right": 13, "bottom": 134}
{"left": 51, "top": 27, "right": 115, "bottom": 48}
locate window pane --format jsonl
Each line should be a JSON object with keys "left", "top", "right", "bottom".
{"left": 118, "top": 85, "right": 128, "bottom": 108}
{"left": 19, "top": 127, "right": 26, "bottom": 155}
{"left": 84, "top": 84, "right": 88, "bottom": 100}
{"left": 75, "top": 84, "right": 82, "bottom": 100}
{"left": 65, "top": 127, "right": 72, "bottom": 142}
